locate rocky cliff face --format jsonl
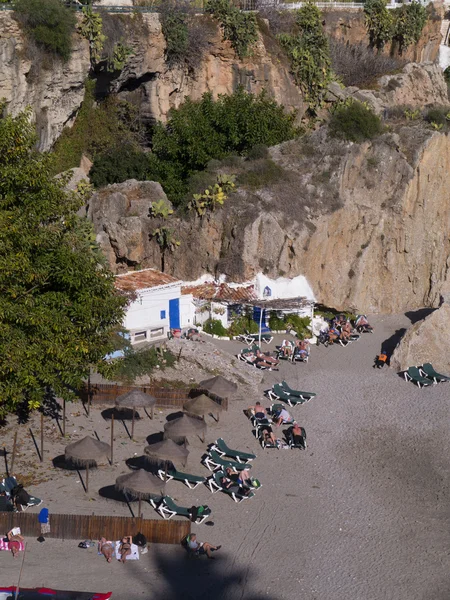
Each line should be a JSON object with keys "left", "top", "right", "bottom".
{"left": 87, "top": 118, "right": 450, "bottom": 314}
{"left": 0, "top": 13, "right": 90, "bottom": 151}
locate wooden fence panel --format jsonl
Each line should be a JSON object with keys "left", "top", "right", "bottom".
{"left": 0, "top": 513, "right": 190, "bottom": 544}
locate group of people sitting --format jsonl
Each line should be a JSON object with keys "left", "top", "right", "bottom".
{"left": 239, "top": 346, "right": 280, "bottom": 370}
{"left": 169, "top": 328, "right": 201, "bottom": 341}
{"left": 248, "top": 402, "right": 305, "bottom": 449}
{"left": 277, "top": 338, "right": 310, "bottom": 361}
{"left": 318, "top": 314, "right": 368, "bottom": 347}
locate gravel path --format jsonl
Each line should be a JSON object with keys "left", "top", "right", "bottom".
{"left": 2, "top": 314, "right": 450, "bottom": 600}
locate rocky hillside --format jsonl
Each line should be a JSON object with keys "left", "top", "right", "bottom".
{"left": 87, "top": 87, "right": 450, "bottom": 314}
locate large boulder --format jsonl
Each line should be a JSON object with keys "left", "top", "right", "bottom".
{"left": 390, "top": 301, "right": 450, "bottom": 374}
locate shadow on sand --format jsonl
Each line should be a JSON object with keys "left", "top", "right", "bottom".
{"left": 380, "top": 328, "right": 407, "bottom": 363}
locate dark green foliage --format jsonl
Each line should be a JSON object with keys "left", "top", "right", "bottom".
{"left": 0, "top": 108, "right": 127, "bottom": 417}
{"left": 424, "top": 107, "right": 450, "bottom": 128}
{"left": 284, "top": 315, "right": 311, "bottom": 338}
{"left": 247, "top": 144, "right": 269, "bottom": 160}
{"left": 51, "top": 80, "right": 142, "bottom": 175}
{"left": 205, "top": 0, "right": 258, "bottom": 59}
{"left": 268, "top": 312, "right": 286, "bottom": 331}
{"left": 108, "top": 347, "right": 176, "bottom": 384}
{"left": 364, "top": 0, "right": 394, "bottom": 49}
{"left": 329, "top": 102, "right": 383, "bottom": 143}
{"left": 91, "top": 88, "right": 298, "bottom": 206}
{"left": 89, "top": 146, "right": 151, "bottom": 188}
{"left": 160, "top": 5, "right": 189, "bottom": 66}
{"left": 278, "top": 3, "right": 332, "bottom": 109}
{"left": 203, "top": 318, "right": 228, "bottom": 337}
{"left": 393, "top": 2, "right": 427, "bottom": 51}
{"left": 14, "top": 0, "right": 76, "bottom": 62}
{"left": 228, "top": 313, "right": 259, "bottom": 337}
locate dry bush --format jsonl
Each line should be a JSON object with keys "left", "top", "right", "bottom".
{"left": 258, "top": 6, "right": 295, "bottom": 35}
{"left": 100, "top": 10, "right": 148, "bottom": 63}
{"left": 329, "top": 39, "right": 405, "bottom": 88}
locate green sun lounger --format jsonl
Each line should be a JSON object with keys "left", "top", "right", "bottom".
{"left": 156, "top": 496, "right": 211, "bottom": 523}
{"left": 206, "top": 471, "right": 255, "bottom": 503}
{"left": 203, "top": 450, "right": 253, "bottom": 473}
{"left": 403, "top": 366, "right": 435, "bottom": 388}
{"left": 210, "top": 438, "right": 256, "bottom": 463}
{"left": 156, "top": 467, "right": 206, "bottom": 489}
{"left": 281, "top": 381, "right": 316, "bottom": 400}
{"left": 268, "top": 384, "right": 307, "bottom": 406}
{"left": 419, "top": 363, "right": 450, "bottom": 383}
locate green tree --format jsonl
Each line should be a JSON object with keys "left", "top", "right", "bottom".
{"left": 0, "top": 108, "right": 127, "bottom": 417}
{"left": 364, "top": 0, "right": 394, "bottom": 50}
{"left": 393, "top": 2, "right": 427, "bottom": 52}
{"left": 205, "top": 0, "right": 258, "bottom": 59}
{"left": 79, "top": 5, "right": 106, "bottom": 67}
{"left": 14, "top": 0, "right": 77, "bottom": 62}
{"left": 278, "top": 3, "right": 332, "bottom": 109}
{"left": 329, "top": 101, "right": 383, "bottom": 142}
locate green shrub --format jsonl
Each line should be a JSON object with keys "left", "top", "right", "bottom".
{"left": 284, "top": 315, "right": 311, "bottom": 338}
{"left": 51, "top": 80, "right": 142, "bottom": 175}
{"left": 424, "top": 107, "right": 448, "bottom": 126}
{"left": 14, "top": 0, "right": 76, "bottom": 62}
{"left": 329, "top": 101, "right": 383, "bottom": 143}
{"left": 268, "top": 311, "right": 286, "bottom": 331}
{"left": 237, "top": 159, "right": 284, "bottom": 190}
{"left": 364, "top": 0, "right": 394, "bottom": 50}
{"left": 110, "top": 347, "right": 176, "bottom": 383}
{"left": 205, "top": 0, "right": 258, "bottom": 59}
{"left": 160, "top": 4, "right": 189, "bottom": 66}
{"left": 90, "top": 146, "right": 151, "bottom": 188}
{"left": 228, "top": 314, "right": 259, "bottom": 336}
{"left": 278, "top": 3, "right": 332, "bottom": 109}
{"left": 247, "top": 144, "right": 269, "bottom": 160}
{"left": 393, "top": 2, "right": 427, "bottom": 51}
{"left": 203, "top": 318, "right": 228, "bottom": 337}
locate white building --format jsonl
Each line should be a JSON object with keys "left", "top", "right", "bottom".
{"left": 116, "top": 269, "right": 194, "bottom": 344}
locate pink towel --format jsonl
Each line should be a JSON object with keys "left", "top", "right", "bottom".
{"left": 0, "top": 539, "right": 24, "bottom": 552}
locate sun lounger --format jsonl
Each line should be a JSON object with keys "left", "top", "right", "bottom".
{"left": 281, "top": 381, "right": 316, "bottom": 400}
{"left": 202, "top": 450, "right": 253, "bottom": 473}
{"left": 258, "top": 427, "right": 278, "bottom": 449}
{"left": 156, "top": 468, "right": 206, "bottom": 489}
{"left": 156, "top": 496, "right": 211, "bottom": 523}
{"left": 419, "top": 363, "right": 450, "bottom": 383}
{"left": 205, "top": 471, "right": 255, "bottom": 503}
{"left": 267, "top": 384, "right": 307, "bottom": 406}
{"left": 403, "top": 366, "right": 435, "bottom": 388}
{"left": 285, "top": 426, "right": 307, "bottom": 450}
{"left": 210, "top": 438, "right": 256, "bottom": 463}
{"left": 238, "top": 332, "right": 273, "bottom": 345}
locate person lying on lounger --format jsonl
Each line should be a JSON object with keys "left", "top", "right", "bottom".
{"left": 260, "top": 425, "right": 277, "bottom": 446}
{"left": 274, "top": 407, "right": 292, "bottom": 427}
{"left": 119, "top": 536, "right": 132, "bottom": 563}
{"left": 255, "top": 349, "right": 279, "bottom": 367}
{"left": 328, "top": 325, "right": 339, "bottom": 344}
{"left": 294, "top": 339, "right": 310, "bottom": 358}
{"left": 220, "top": 472, "right": 252, "bottom": 496}
{"left": 280, "top": 339, "right": 293, "bottom": 358}
{"left": 291, "top": 422, "right": 305, "bottom": 445}
{"left": 225, "top": 467, "right": 252, "bottom": 489}
{"left": 98, "top": 537, "right": 114, "bottom": 563}
{"left": 248, "top": 401, "right": 268, "bottom": 420}
{"left": 340, "top": 320, "right": 353, "bottom": 342}
{"left": 187, "top": 533, "right": 221, "bottom": 559}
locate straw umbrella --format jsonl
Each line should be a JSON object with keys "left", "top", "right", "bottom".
{"left": 163, "top": 413, "right": 207, "bottom": 443}
{"left": 184, "top": 394, "right": 223, "bottom": 422}
{"left": 144, "top": 438, "right": 189, "bottom": 480}
{"left": 115, "top": 390, "right": 158, "bottom": 439}
{"left": 65, "top": 436, "right": 111, "bottom": 493}
{"left": 198, "top": 375, "right": 237, "bottom": 398}
{"left": 115, "top": 469, "right": 165, "bottom": 517}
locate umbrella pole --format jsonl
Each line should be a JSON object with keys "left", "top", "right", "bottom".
{"left": 138, "top": 497, "right": 142, "bottom": 517}
{"left": 111, "top": 414, "right": 114, "bottom": 464}
{"left": 86, "top": 464, "right": 89, "bottom": 493}
{"left": 131, "top": 408, "right": 135, "bottom": 440}
{"left": 62, "top": 399, "right": 66, "bottom": 437}
{"left": 40, "top": 412, "right": 44, "bottom": 463}
{"left": 11, "top": 431, "right": 17, "bottom": 474}
{"left": 151, "top": 406, "right": 154, "bottom": 420}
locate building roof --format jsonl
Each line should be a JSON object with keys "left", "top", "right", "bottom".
{"left": 115, "top": 269, "right": 180, "bottom": 292}
{"left": 181, "top": 282, "right": 256, "bottom": 303}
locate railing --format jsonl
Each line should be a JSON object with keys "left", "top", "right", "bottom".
{"left": 0, "top": 511, "right": 190, "bottom": 543}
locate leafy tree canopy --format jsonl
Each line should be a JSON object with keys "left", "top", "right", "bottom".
{"left": 0, "top": 108, "right": 127, "bottom": 417}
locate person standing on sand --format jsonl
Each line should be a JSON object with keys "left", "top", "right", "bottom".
{"left": 98, "top": 537, "right": 114, "bottom": 563}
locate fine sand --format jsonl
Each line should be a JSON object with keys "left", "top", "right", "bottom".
{"left": 1, "top": 313, "right": 450, "bottom": 600}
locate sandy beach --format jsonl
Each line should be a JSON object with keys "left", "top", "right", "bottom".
{"left": 1, "top": 312, "right": 450, "bottom": 600}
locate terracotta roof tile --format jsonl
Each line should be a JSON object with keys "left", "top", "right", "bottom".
{"left": 115, "top": 269, "right": 180, "bottom": 292}
{"left": 182, "top": 282, "right": 256, "bottom": 303}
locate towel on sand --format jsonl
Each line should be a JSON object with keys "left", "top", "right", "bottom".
{"left": 114, "top": 541, "right": 139, "bottom": 561}
{"left": 0, "top": 538, "right": 24, "bottom": 552}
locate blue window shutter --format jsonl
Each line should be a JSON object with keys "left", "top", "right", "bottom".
{"left": 160, "top": 310, "right": 166, "bottom": 320}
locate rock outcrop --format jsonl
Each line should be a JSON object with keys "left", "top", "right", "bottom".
{"left": 390, "top": 301, "right": 450, "bottom": 373}
{"left": 0, "top": 13, "right": 90, "bottom": 151}
{"left": 87, "top": 120, "right": 450, "bottom": 314}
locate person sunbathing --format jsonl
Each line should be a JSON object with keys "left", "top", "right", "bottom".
{"left": 119, "top": 536, "right": 132, "bottom": 563}
{"left": 255, "top": 349, "right": 279, "bottom": 369}
{"left": 328, "top": 325, "right": 339, "bottom": 344}
{"left": 280, "top": 340, "right": 293, "bottom": 358}
{"left": 187, "top": 533, "right": 221, "bottom": 559}
{"left": 274, "top": 407, "right": 292, "bottom": 427}
{"left": 260, "top": 425, "right": 277, "bottom": 446}
{"left": 294, "top": 339, "right": 310, "bottom": 358}
{"left": 7, "top": 529, "right": 24, "bottom": 559}
{"left": 291, "top": 422, "right": 305, "bottom": 446}
{"left": 248, "top": 401, "right": 267, "bottom": 420}
{"left": 98, "top": 537, "right": 114, "bottom": 563}
{"left": 220, "top": 472, "right": 251, "bottom": 497}
{"left": 225, "top": 467, "right": 252, "bottom": 489}
{"left": 340, "top": 321, "right": 352, "bottom": 342}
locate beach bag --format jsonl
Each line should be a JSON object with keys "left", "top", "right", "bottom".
{"left": 78, "top": 540, "right": 89, "bottom": 549}
{"left": 133, "top": 533, "right": 147, "bottom": 547}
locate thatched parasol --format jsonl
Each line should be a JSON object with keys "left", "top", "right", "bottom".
{"left": 65, "top": 436, "right": 111, "bottom": 492}
{"left": 115, "top": 469, "right": 165, "bottom": 516}
{"left": 198, "top": 375, "right": 237, "bottom": 398}
{"left": 116, "top": 390, "right": 158, "bottom": 438}
{"left": 184, "top": 394, "right": 223, "bottom": 421}
{"left": 144, "top": 438, "right": 189, "bottom": 468}
{"left": 163, "top": 413, "right": 207, "bottom": 443}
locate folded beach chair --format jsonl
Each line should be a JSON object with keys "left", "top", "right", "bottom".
{"left": 281, "top": 381, "right": 316, "bottom": 401}
{"left": 285, "top": 426, "right": 307, "bottom": 450}
{"left": 156, "top": 467, "right": 206, "bottom": 489}
{"left": 205, "top": 471, "right": 255, "bottom": 503}
{"left": 156, "top": 496, "right": 211, "bottom": 523}
{"left": 403, "top": 366, "right": 435, "bottom": 388}
{"left": 202, "top": 450, "right": 253, "bottom": 473}
{"left": 419, "top": 363, "right": 450, "bottom": 384}
{"left": 210, "top": 438, "right": 256, "bottom": 463}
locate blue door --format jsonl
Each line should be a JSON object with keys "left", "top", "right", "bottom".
{"left": 252, "top": 307, "right": 267, "bottom": 330}
{"left": 169, "top": 298, "right": 180, "bottom": 329}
